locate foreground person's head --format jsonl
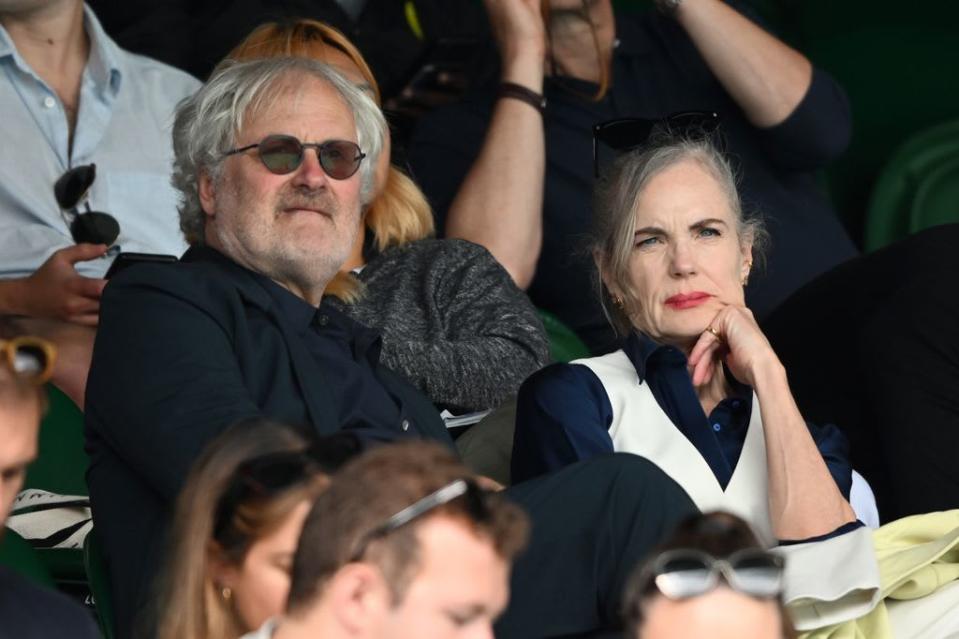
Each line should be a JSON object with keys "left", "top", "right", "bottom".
{"left": 155, "top": 419, "right": 361, "bottom": 639}
{"left": 172, "top": 56, "right": 386, "bottom": 304}
{"left": 592, "top": 135, "right": 767, "bottom": 346}
{"left": 623, "top": 511, "right": 795, "bottom": 639}
{"left": 277, "top": 442, "right": 529, "bottom": 639}
{"left": 0, "top": 329, "right": 52, "bottom": 525}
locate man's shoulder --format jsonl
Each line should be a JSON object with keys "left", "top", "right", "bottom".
{"left": 0, "top": 567, "right": 100, "bottom": 638}
{"left": 104, "top": 247, "right": 264, "bottom": 312}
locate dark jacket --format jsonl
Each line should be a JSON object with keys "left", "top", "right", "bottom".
{"left": 0, "top": 566, "right": 100, "bottom": 639}
{"left": 84, "top": 246, "right": 451, "bottom": 638}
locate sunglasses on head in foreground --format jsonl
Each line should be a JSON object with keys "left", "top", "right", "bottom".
{"left": 349, "top": 478, "right": 491, "bottom": 562}
{"left": 592, "top": 111, "right": 722, "bottom": 178}
{"left": 1, "top": 337, "right": 57, "bottom": 385}
{"left": 644, "top": 548, "right": 784, "bottom": 600}
{"left": 53, "top": 164, "right": 121, "bottom": 246}
{"left": 225, "top": 134, "right": 366, "bottom": 179}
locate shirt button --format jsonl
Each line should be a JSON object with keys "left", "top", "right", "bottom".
{"left": 731, "top": 400, "right": 741, "bottom": 409}
{"left": 401, "top": 419, "right": 410, "bottom": 432}
{"left": 43, "top": 96, "right": 56, "bottom": 109}
{"left": 712, "top": 423, "right": 722, "bottom": 432}
{"left": 316, "top": 315, "right": 329, "bottom": 326}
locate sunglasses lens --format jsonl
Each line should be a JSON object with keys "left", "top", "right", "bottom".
{"left": 259, "top": 136, "right": 304, "bottom": 174}
{"left": 319, "top": 141, "right": 362, "bottom": 180}
{"left": 54, "top": 164, "right": 97, "bottom": 209}
{"left": 597, "top": 120, "right": 656, "bottom": 151}
{"left": 655, "top": 554, "right": 714, "bottom": 599}
{"left": 71, "top": 212, "right": 120, "bottom": 246}
{"left": 12, "top": 343, "right": 49, "bottom": 380}
{"left": 728, "top": 552, "right": 783, "bottom": 598}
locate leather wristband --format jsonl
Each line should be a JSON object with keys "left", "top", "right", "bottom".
{"left": 498, "top": 82, "right": 546, "bottom": 116}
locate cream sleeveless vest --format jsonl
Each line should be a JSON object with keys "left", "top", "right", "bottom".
{"left": 574, "top": 350, "right": 775, "bottom": 542}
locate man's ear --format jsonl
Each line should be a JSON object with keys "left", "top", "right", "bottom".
{"left": 327, "top": 563, "right": 391, "bottom": 633}
{"left": 198, "top": 170, "right": 217, "bottom": 218}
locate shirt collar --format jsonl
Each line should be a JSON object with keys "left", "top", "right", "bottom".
{"left": 622, "top": 331, "right": 672, "bottom": 383}
{"left": 253, "top": 270, "right": 383, "bottom": 364}
{"left": 82, "top": 4, "right": 123, "bottom": 97}
{"left": 0, "top": 5, "right": 121, "bottom": 95}
{"left": 622, "top": 331, "right": 751, "bottom": 397}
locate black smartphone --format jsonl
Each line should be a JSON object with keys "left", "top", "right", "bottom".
{"left": 104, "top": 252, "right": 178, "bottom": 279}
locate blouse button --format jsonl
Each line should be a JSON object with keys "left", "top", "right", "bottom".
{"left": 43, "top": 96, "right": 56, "bottom": 109}
{"left": 712, "top": 423, "right": 722, "bottom": 432}
{"left": 401, "top": 419, "right": 410, "bottom": 432}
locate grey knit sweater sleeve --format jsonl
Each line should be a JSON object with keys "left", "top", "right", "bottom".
{"left": 338, "top": 239, "right": 550, "bottom": 412}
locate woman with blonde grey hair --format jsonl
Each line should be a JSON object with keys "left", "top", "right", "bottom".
{"left": 512, "top": 129, "right": 859, "bottom": 545}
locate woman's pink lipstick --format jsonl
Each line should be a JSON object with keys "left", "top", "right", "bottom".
{"left": 664, "top": 292, "right": 712, "bottom": 309}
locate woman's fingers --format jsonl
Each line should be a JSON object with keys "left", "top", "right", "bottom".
{"left": 690, "top": 337, "right": 722, "bottom": 386}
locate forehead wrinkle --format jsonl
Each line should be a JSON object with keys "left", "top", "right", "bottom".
{"left": 235, "top": 72, "right": 346, "bottom": 144}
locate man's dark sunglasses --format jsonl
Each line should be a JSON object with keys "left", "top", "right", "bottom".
{"left": 54, "top": 164, "right": 120, "bottom": 246}
{"left": 592, "top": 111, "right": 722, "bottom": 178}
{"left": 225, "top": 134, "right": 366, "bottom": 179}
{"left": 349, "top": 478, "right": 491, "bottom": 562}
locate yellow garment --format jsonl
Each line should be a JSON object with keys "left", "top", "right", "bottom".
{"left": 799, "top": 510, "right": 959, "bottom": 639}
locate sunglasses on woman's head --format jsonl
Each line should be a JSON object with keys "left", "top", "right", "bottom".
{"left": 644, "top": 548, "right": 784, "bottom": 600}
{"left": 224, "top": 134, "right": 366, "bottom": 179}
{"left": 0, "top": 337, "right": 56, "bottom": 385}
{"left": 592, "top": 111, "right": 723, "bottom": 178}
{"left": 54, "top": 164, "right": 121, "bottom": 246}
{"left": 212, "top": 433, "right": 363, "bottom": 546}
{"left": 349, "top": 478, "right": 491, "bottom": 562}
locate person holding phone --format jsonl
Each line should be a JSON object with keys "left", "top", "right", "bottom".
{"left": 0, "top": 0, "right": 199, "bottom": 407}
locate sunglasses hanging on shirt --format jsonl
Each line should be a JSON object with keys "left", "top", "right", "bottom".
{"left": 53, "top": 163, "right": 121, "bottom": 246}
{"left": 592, "top": 111, "right": 724, "bottom": 178}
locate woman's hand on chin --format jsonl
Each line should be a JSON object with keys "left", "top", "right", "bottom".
{"left": 687, "top": 304, "right": 782, "bottom": 388}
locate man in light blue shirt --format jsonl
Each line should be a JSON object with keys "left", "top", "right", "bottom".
{"left": 0, "top": 0, "right": 199, "bottom": 405}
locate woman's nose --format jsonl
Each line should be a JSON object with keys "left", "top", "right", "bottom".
{"left": 669, "top": 241, "right": 697, "bottom": 277}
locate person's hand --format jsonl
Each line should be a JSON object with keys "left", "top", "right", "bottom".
{"left": 484, "top": 0, "right": 547, "bottom": 68}
{"left": 687, "top": 304, "right": 781, "bottom": 388}
{"left": 17, "top": 244, "right": 109, "bottom": 326}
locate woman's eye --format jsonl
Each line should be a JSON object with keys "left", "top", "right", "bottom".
{"left": 635, "top": 236, "right": 661, "bottom": 248}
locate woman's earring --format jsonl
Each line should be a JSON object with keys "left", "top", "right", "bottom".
{"left": 221, "top": 586, "right": 232, "bottom": 601}
{"left": 612, "top": 294, "right": 625, "bottom": 309}
{"left": 742, "top": 260, "right": 753, "bottom": 286}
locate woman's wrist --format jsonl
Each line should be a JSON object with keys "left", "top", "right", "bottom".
{"left": 749, "top": 355, "right": 787, "bottom": 393}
